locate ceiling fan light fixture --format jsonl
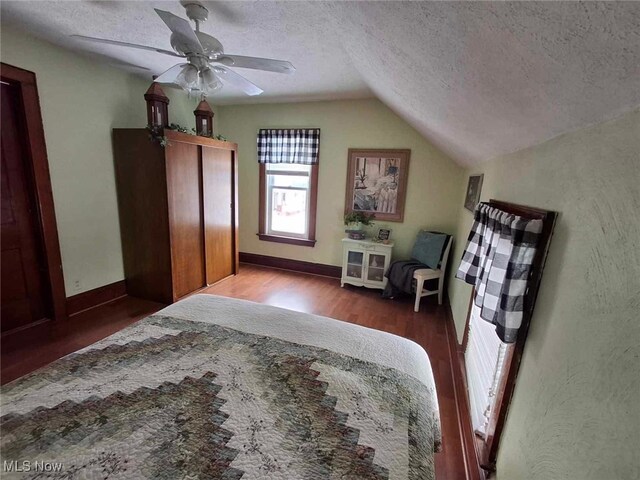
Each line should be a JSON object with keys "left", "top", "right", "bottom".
{"left": 202, "top": 68, "right": 221, "bottom": 89}
{"left": 198, "top": 70, "right": 222, "bottom": 97}
{"left": 175, "top": 64, "right": 199, "bottom": 90}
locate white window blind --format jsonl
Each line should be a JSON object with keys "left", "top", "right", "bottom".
{"left": 465, "top": 302, "right": 509, "bottom": 436}
{"left": 265, "top": 163, "right": 312, "bottom": 239}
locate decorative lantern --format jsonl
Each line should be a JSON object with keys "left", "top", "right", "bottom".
{"left": 144, "top": 82, "right": 169, "bottom": 128}
{"left": 194, "top": 99, "right": 214, "bottom": 137}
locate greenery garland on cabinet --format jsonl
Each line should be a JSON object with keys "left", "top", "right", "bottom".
{"left": 147, "top": 123, "right": 227, "bottom": 147}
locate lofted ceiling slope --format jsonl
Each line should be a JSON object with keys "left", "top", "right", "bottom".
{"left": 1, "top": 1, "right": 639, "bottom": 166}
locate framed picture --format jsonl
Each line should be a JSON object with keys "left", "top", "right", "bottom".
{"left": 464, "top": 174, "right": 484, "bottom": 212}
{"left": 377, "top": 228, "right": 392, "bottom": 242}
{"left": 344, "top": 149, "right": 410, "bottom": 222}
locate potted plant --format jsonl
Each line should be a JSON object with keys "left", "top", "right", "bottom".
{"left": 344, "top": 211, "right": 375, "bottom": 231}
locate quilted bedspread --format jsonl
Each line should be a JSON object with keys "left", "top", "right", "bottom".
{"left": 1, "top": 295, "right": 441, "bottom": 479}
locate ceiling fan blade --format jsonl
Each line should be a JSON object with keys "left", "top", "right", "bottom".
{"left": 212, "top": 66, "right": 263, "bottom": 96}
{"left": 108, "top": 60, "right": 150, "bottom": 71}
{"left": 71, "top": 35, "right": 184, "bottom": 57}
{"left": 214, "top": 55, "right": 295, "bottom": 74}
{"left": 154, "top": 64, "right": 189, "bottom": 84}
{"left": 154, "top": 9, "right": 203, "bottom": 54}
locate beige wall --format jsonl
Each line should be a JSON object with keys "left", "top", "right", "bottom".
{"left": 218, "top": 98, "right": 464, "bottom": 266}
{"left": 448, "top": 109, "right": 640, "bottom": 479}
{"left": 1, "top": 26, "right": 201, "bottom": 295}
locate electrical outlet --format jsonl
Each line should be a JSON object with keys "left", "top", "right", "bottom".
{"left": 74, "top": 280, "right": 81, "bottom": 291}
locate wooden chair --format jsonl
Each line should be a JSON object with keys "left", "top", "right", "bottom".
{"left": 413, "top": 235, "right": 453, "bottom": 311}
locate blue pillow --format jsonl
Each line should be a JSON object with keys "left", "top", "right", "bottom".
{"left": 411, "top": 231, "right": 447, "bottom": 269}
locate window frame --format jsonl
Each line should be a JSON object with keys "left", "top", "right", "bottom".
{"left": 258, "top": 162, "right": 318, "bottom": 247}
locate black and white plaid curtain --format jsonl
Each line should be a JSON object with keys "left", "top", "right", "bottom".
{"left": 456, "top": 203, "right": 542, "bottom": 343}
{"left": 257, "top": 129, "right": 320, "bottom": 165}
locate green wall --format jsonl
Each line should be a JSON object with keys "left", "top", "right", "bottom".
{"left": 447, "top": 108, "right": 640, "bottom": 479}
{"left": 0, "top": 26, "right": 201, "bottom": 295}
{"left": 217, "top": 98, "right": 464, "bottom": 266}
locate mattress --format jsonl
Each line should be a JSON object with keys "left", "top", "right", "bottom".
{"left": 1, "top": 294, "right": 441, "bottom": 479}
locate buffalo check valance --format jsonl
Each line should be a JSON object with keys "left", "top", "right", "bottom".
{"left": 456, "top": 203, "right": 542, "bottom": 343}
{"left": 257, "top": 129, "right": 320, "bottom": 165}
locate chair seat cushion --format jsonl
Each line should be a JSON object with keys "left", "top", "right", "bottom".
{"left": 413, "top": 268, "right": 441, "bottom": 280}
{"left": 411, "top": 231, "right": 447, "bottom": 269}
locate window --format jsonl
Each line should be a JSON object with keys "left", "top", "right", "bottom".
{"left": 458, "top": 200, "right": 557, "bottom": 472}
{"left": 259, "top": 163, "right": 318, "bottom": 246}
{"left": 257, "top": 128, "right": 320, "bottom": 247}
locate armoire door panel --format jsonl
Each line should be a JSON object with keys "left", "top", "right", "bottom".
{"left": 166, "top": 142, "right": 206, "bottom": 299}
{"left": 113, "top": 129, "right": 173, "bottom": 304}
{"left": 202, "top": 146, "right": 234, "bottom": 285}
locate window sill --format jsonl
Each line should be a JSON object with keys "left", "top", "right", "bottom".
{"left": 257, "top": 233, "right": 316, "bottom": 247}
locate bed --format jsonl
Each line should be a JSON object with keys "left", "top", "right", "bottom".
{"left": 1, "top": 294, "right": 441, "bottom": 479}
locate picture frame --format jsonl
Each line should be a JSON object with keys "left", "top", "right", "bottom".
{"left": 377, "top": 228, "right": 392, "bottom": 242}
{"left": 464, "top": 173, "right": 484, "bottom": 212}
{"left": 344, "top": 149, "right": 410, "bottom": 222}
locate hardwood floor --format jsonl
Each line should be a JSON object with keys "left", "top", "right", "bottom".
{"left": 0, "top": 264, "right": 466, "bottom": 479}
{"left": 0, "top": 296, "right": 164, "bottom": 384}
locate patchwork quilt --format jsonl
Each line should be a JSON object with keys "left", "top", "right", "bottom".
{"left": 1, "top": 295, "right": 441, "bottom": 479}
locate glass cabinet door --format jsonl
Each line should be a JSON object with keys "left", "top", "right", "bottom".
{"left": 366, "top": 253, "right": 386, "bottom": 283}
{"left": 346, "top": 250, "right": 364, "bottom": 279}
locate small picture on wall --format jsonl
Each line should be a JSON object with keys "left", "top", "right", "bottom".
{"left": 377, "top": 228, "right": 392, "bottom": 243}
{"left": 344, "top": 149, "right": 410, "bottom": 222}
{"left": 464, "top": 174, "right": 484, "bottom": 212}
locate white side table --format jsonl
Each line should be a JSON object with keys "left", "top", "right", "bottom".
{"left": 341, "top": 238, "right": 394, "bottom": 290}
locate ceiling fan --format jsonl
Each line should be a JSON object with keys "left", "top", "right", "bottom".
{"left": 72, "top": 1, "right": 295, "bottom": 97}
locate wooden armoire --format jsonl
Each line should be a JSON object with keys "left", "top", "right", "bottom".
{"left": 113, "top": 129, "right": 238, "bottom": 304}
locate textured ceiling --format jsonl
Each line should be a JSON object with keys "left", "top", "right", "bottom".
{"left": 2, "top": 1, "right": 639, "bottom": 165}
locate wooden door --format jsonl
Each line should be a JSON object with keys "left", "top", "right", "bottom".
{"left": 1, "top": 82, "right": 50, "bottom": 331}
{"left": 202, "top": 146, "right": 234, "bottom": 285}
{"left": 166, "top": 141, "right": 206, "bottom": 299}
